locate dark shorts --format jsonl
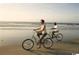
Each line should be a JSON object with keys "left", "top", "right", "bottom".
{"left": 37, "top": 32, "right": 42, "bottom": 35}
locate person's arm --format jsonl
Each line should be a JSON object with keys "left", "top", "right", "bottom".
{"left": 36, "top": 25, "right": 44, "bottom": 32}
{"left": 34, "top": 27, "right": 40, "bottom": 30}
{"left": 51, "top": 28, "right": 55, "bottom": 29}
{"left": 33, "top": 25, "right": 41, "bottom": 31}
{"left": 51, "top": 25, "right": 57, "bottom": 29}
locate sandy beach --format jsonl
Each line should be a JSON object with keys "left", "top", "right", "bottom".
{"left": 0, "top": 22, "right": 79, "bottom": 55}
{"left": 0, "top": 38, "right": 79, "bottom": 55}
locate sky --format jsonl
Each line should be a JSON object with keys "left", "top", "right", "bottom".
{"left": 0, "top": 3, "right": 79, "bottom": 23}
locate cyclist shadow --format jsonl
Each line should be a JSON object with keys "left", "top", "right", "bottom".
{"left": 28, "top": 48, "right": 72, "bottom": 55}
{"left": 28, "top": 49, "right": 55, "bottom": 55}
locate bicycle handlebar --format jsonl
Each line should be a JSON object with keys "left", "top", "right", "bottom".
{"left": 32, "top": 29, "right": 38, "bottom": 35}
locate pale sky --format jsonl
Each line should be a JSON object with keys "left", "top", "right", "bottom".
{"left": 0, "top": 3, "right": 79, "bottom": 23}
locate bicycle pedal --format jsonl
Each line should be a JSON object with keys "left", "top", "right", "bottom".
{"left": 37, "top": 46, "right": 41, "bottom": 49}
{"left": 37, "top": 45, "right": 41, "bottom": 49}
{"left": 41, "top": 42, "right": 44, "bottom": 44}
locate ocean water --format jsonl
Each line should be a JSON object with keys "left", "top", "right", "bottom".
{"left": 0, "top": 22, "right": 79, "bottom": 46}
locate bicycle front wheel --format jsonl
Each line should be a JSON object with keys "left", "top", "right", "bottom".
{"left": 43, "top": 38, "right": 53, "bottom": 49}
{"left": 22, "top": 39, "right": 34, "bottom": 50}
{"left": 56, "top": 33, "right": 63, "bottom": 41}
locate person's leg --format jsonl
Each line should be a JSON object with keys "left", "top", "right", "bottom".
{"left": 37, "top": 32, "right": 40, "bottom": 39}
{"left": 37, "top": 32, "right": 42, "bottom": 49}
{"left": 40, "top": 33, "right": 47, "bottom": 43}
{"left": 37, "top": 33, "right": 47, "bottom": 49}
{"left": 52, "top": 31, "right": 55, "bottom": 38}
{"left": 52, "top": 31, "right": 54, "bottom": 35}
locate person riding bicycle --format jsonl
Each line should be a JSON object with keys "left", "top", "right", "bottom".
{"left": 34, "top": 19, "right": 47, "bottom": 48}
{"left": 51, "top": 22, "right": 59, "bottom": 37}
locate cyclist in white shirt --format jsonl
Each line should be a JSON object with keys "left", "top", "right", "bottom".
{"left": 34, "top": 19, "right": 47, "bottom": 48}
{"left": 51, "top": 22, "right": 59, "bottom": 36}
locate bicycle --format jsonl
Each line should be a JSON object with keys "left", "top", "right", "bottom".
{"left": 49, "top": 29, "right": 63, "bottom": 41}
{"left": 22, "top": 30, "right": 53, "bottom": 50}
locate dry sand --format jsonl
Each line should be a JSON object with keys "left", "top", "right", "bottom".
{"left": 0, "top": 39, "right": 79, "bottom": 55}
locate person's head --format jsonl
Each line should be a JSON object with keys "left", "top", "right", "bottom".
{"left": 54, "top": 22, "right": 57, "bottom": 25}
{"left": 41, "top": 19, "right": 45, "bottom": 24}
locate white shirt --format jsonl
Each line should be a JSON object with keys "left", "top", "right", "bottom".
{"left": 53, "top": 25, "right": 58, "bottom": 31}
{"left": 54, "top": 25, "right": 57, "bottom": 29}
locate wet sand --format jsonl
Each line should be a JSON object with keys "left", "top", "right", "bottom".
{"left": 0, "top": 39, "right": 79, "bottom": 55}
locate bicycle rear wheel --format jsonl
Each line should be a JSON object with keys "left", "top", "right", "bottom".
{"left": 22, "top": 39, "right": 34, "bottom": 50}
{"left": 43, "top": 38, "right": 53, "bottom": 49}
{"left": 56, "top": 33, "right": 63, "bottom": 41}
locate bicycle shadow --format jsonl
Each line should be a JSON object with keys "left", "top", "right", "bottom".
{"left": 27, "top": 48, "right": 72, "bottom": 55}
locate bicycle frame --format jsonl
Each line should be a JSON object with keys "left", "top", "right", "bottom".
{"left": 49, "top": 29, "right": 60, "bottom": 38}
{"left": 31, "top": 31, "right": 52, "bottom": 43}
{"left": 31, "top": 31, "right": 39, "bottom": 43}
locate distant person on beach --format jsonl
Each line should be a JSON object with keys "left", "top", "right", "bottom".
{"left": 34, "top": 19, "right": 47, "bottom": 48}
{"left": 51, "top": 22, "right": 59, "bottom": 36}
